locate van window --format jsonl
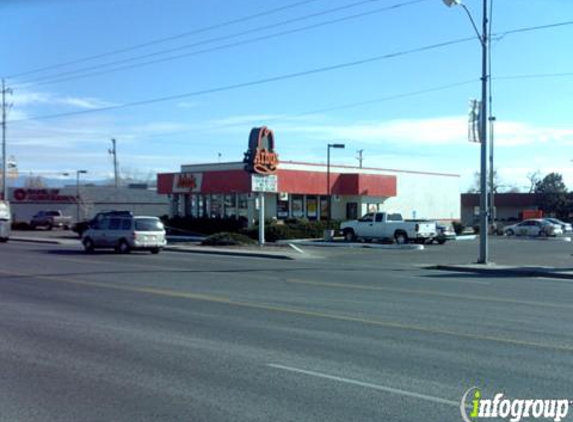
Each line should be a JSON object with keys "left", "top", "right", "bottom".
{"left": 108, "top": 218, "right": 122, "bottom": 230}
{"left": 121, "top": 219, "right": 132, "bottom": 230}
{"left": 135, "top": 218, "right": 164, "bottom": 232}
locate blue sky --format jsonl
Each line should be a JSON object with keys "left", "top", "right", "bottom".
{"left": 1, "top": 0, "right": 572, "bottom": 191}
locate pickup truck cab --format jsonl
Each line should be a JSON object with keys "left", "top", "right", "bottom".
{"left": 340, "top": 212, "right": 436, "bottom": 244}
{"left": 30, "top": 210, "right": 73, "bottom": 230}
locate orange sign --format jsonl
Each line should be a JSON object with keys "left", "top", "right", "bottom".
{"left": 244, "top": 126, "right": 279, "bottom": 175}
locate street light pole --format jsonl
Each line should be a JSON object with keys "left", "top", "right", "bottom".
{"left": 327, "top": 143, "right": 345, "bottom": 223}
{"left": 76, "top": 170, "right": 87, "bottom": 222}
{"left": 443, "top": 0, "right": 489, "bottom": 264}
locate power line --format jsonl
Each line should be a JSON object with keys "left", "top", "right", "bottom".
{"left": 10, "top": 36, "right": 475, "bottom": 124}
{"left": 6, "top": 0, "right": 325, "bottom": 79}
{"left": 17, "top": 16, "right": 573, "bottom": 89}
{"left": 494, "top": 72, "right": 573, "bottom": 81}
{"left": 17, "top": 0, "right": 427, "bottom": 87}
{"left": 6, "top": 79, "right": 478, "bottom": 142}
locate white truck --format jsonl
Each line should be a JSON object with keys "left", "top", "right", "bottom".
{"left": 340, "top": 212, "right": 436, "bottom": 244}
{"left": 0, "top": 201, "right": 11, "bottom": 242}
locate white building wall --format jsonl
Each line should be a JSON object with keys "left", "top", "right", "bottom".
{"left": 380, "top": 172, "right": 460, "bottom": 220}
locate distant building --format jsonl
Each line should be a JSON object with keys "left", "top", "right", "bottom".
{"left": 8, "top": 186, "right": 169, "bottom": 223}
{"left": 461, "top": 193, "right": 542, "bottom": 225}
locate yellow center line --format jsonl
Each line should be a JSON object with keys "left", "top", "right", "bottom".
{"left": 1, "top": 269, "right": 572, "bottom": 352}
{"left": 286, "top": 278, "right": 573, "bottom": 310}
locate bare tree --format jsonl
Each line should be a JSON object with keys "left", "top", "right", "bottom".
{"left": 526, "top": 170, "right": 542, "bottom": 194}
{"left": 466, "top": 169, "right": 502, "bottom": 194}
{"left": 24, "top": 175, "right": 46, "bottom": 188}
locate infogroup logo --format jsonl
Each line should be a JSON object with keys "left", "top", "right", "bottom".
{"left": 460, "top": 387, "right": 571, "bottom": 422}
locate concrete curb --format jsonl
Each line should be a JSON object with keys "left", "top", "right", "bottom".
{"left": 502, "top": 236, "right": 571, "bottom": 242}
{"left": 455, "top": 235, "right": 477, "bottom": 241}
{"left": 11, "top": 236, "right": 68, "bottom": 245}
{"left": 291, "top": 241, "right": 424, "bottom": 250}
{"left": 164, "top": 245, "right": 296, "bottom": 260}
{"left": 432, "top": 264, "right": 573, "bottom": 280}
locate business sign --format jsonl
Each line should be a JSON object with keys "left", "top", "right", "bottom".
{"left": 12, "top": 189, "right": 76, "bottom": 202}
{"left": 251, "top": 174, "right": 278, "bottom": 193}
{"left": 243, "top": 126, "right": 279, "bottom": 175}
{"left": 172, "top": 173, "right": 203, "bottom": 193}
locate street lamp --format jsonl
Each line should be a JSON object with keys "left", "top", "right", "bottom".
{"left": 327, "top": 143, "right": 345, "bottom": 222}
{"left": 442, "top": 0, "right": 490, "bottom": 264}
{"left": 76, "top": 170, "right": 87, "bottom": 222}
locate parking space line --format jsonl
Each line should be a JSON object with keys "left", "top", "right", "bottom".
{"left": 1, "top": 268, "right": 572, "bottom": 352}
{"left": 267, "top": 364, "right": 460, "bottom": 407}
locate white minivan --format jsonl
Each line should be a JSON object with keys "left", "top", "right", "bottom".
{"left": 82, "top": 215, "right": 166, "bottom": 254}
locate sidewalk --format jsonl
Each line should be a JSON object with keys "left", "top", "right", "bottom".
{"left": 433, "top": 263, "right": 573, "bottom": 280}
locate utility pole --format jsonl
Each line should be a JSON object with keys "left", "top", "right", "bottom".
{"left": 356, "top": 149, "right": 364, "bottom": 168}
{"left": 109, "top": 138, "right": 118, "bottom": 188}
{"left": 1, "top": 79, "right": 13, "bottom": 202}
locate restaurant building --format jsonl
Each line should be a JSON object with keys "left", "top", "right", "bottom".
{"left": 157, "top": 127, "right": 460, "bottom": 224}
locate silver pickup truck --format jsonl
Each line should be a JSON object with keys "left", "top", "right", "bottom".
{"left": 30, "top": 210, "right": 73, "bottom": 230}
{"left": 340, "top": 212, "right": 436, "bottom": 244}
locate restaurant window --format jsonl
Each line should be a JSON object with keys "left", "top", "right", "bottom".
{"left": 277, "top": 196, "right": 289, "bottom": 219}
{"left": 210, "top": 194, "right": 222, "bottom": 218}
{"left": 306, "top": 196, "right": 318, "bottom": 220}
{"left": 238, "top": 194, "right": 249, "bottom": 218}
{"left": 292, "top": 195, "right": 304, "bottom": 218}
{"left": 224, "top": 194, "right": 235, "bottom": 217}
{"left": 320, "top": 196, "right": 329, "bottom": 220}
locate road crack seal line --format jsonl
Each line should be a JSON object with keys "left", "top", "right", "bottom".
{"left": 1, "top": 269, "right": 572, "bottom": 353}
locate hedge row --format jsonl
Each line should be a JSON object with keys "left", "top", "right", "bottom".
{"left": 161, "top": 216, "right": 340, "bottom": 241}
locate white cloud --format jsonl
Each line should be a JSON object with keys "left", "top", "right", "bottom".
{"left": 273, "top": 116, "right": 573, "bottom": 148}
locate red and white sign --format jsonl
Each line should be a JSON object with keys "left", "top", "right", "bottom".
{"left": 172, "top": 173, "right": 203, "bottom": 193}
{"left": 12, "top": 189, "right": 76, "bottom": 202}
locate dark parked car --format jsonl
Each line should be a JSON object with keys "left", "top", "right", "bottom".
{"left": 72, "top": 210, "right": 133, "bottom": 237}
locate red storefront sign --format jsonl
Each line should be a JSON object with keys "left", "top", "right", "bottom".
{"left": 12, "top": 188, "right": 76, "bottom": 202}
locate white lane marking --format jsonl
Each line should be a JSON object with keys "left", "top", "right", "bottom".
{"left": 288, "top": 243, "right": 305, "bottom": 254}
{"left": 267, "top": 364, "right": 460, "bottom": 407}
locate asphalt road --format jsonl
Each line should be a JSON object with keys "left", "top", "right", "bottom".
{"left": 1, "top": 239, "right": 573, "bottom": 422}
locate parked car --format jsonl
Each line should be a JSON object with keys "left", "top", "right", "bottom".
{"left": 0, "top": 200, "right": 10, "bottom": 242}
{"left": 340, "top": 212, "right": 436, "bottom": 244}
{"left": 82, "top": 215, "right": 166, "bottom": 254}
{"left": 544, "top": 218, "right": 572, "bottom": 233}
{"left": 435, "top": 222, "right": 456, "bottom": 244}
{"left": 72, "top": 210, "right": 133, "bottom": 237}
{"left": 504, "top": 219, "right": 563, "bottom": 237}
{"left": 30, "top": 210, "right": 73, "bottom": 230}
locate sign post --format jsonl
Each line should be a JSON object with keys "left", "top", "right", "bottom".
{"left": 258, "top": 193, "right": 265, "bottom": 246}
{"left": 243, "top": 127, "right": 279, "bottom": 247}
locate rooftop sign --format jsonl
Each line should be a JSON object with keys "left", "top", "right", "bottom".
{"left": 243, "top": 126, "right": 279, "bottom": 175}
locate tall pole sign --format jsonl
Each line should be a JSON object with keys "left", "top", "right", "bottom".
{"left": 243, "top": 127, "right": 279, "bottom": 246}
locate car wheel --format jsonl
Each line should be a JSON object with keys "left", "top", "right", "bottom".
{"left": 343, "top": 229, "right": 355, "bottom": 242}
{"left": 47, "top": 224, "right": 53, "bottom": 231}
{"left": 506, "top": 229, "right": 514, "bottom": 236}
{"left": 394, "top": 231, "right": 408, "bottom": 245}
{"left": 116, "top": 240, "right": 131, "bottom": 254}
{"left": 83, "top": 238, "right": 95, "bottom": 253}
{"left": 150, "top": 248, "right": 161, "bottom": 254}
{"left": 438, "top": 238, "right": 446, "bottom": 245}
{"left": 539, "top": 230, "right": 549, "bottom": 237}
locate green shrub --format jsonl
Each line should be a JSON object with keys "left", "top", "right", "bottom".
{"left": 242, "top": 219, "right": 341, "bottom": 241}
{"left": 201, "top": 232, "right": 256, "bottom": 246}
